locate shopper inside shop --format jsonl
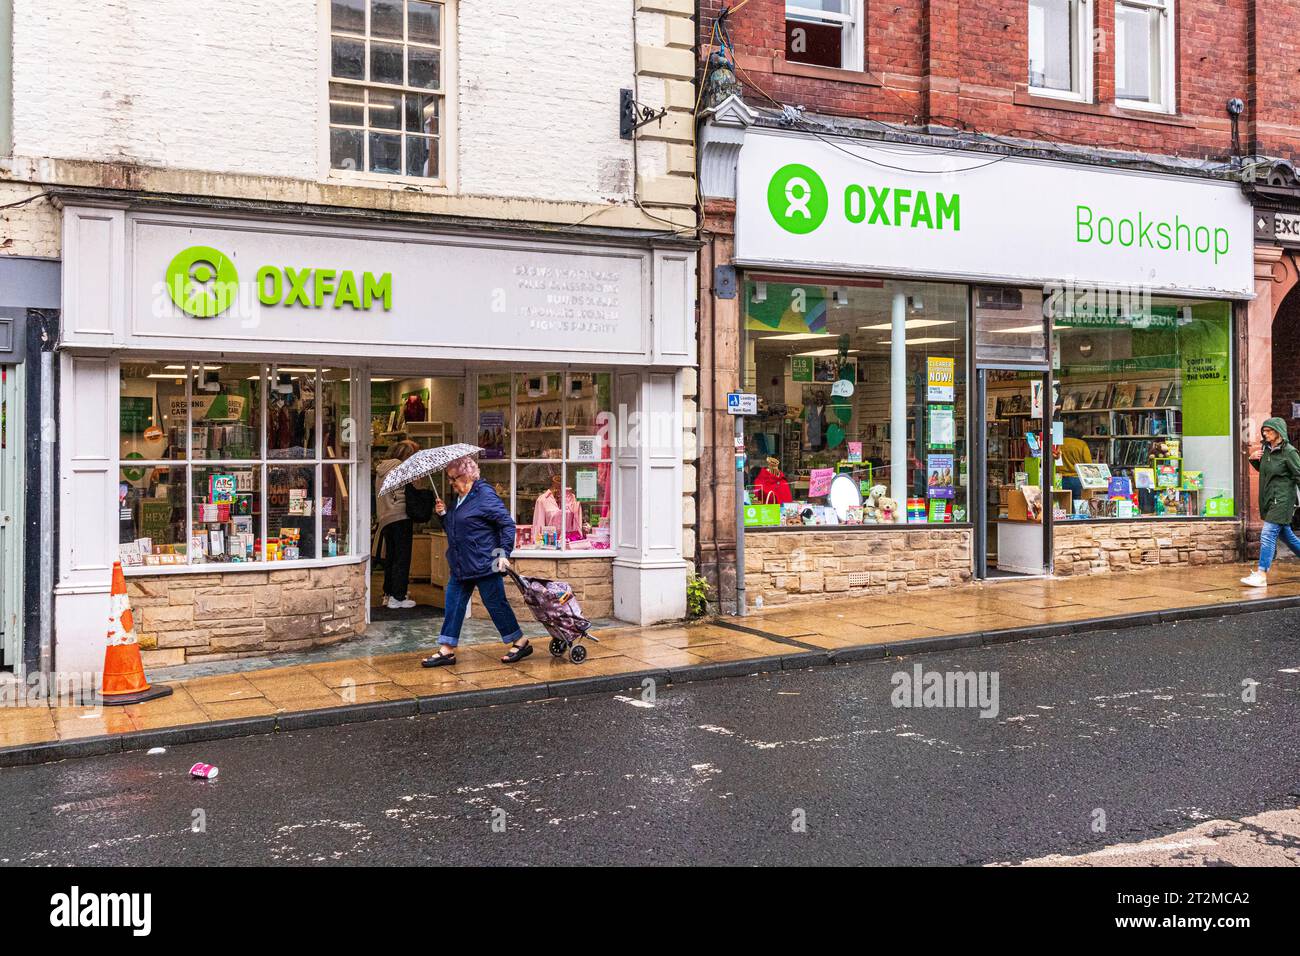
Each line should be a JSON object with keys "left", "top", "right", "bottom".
{"left": 1057, "top": 423, "right": 1093, "bottom": 498}
{"left": 374, "top": 439, "right": 423, "bottom": 610}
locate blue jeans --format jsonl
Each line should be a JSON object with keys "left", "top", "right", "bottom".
{"left": 437, "top": 573, "right": 523, "bottom": 647}
{"left": 1259, "top": 521, "right": 1300, "bottom": 572}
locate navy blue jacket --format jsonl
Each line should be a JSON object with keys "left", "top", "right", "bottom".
{"left": 436, "top": 479, "right": 515, "bottom": 580}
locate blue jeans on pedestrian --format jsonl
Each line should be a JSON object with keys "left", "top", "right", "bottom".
{"left": 437, "top": 573, "right": 523, "bottom": 647}
{"left": 1258, "top": 520, "right": 1300, "bottom": 572}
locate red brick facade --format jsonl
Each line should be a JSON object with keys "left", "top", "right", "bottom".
{"left": 700, "top": 0, "right": 1300, "bottom": 162}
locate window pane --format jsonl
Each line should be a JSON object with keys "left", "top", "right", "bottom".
{"left": 787, "top": 1, "right": 848, "bottom": 13}
{"left": 404, "top": 93, "right": 439, "bottom": 134}
{"left": 516, "top": 461, "right": 565, "bottom": 550}
{"left": 570, "top": 466, "right": 611, "bottom": 551}
{"left": 120, "top": 361, "right": 187, "bottom": 461}
{"left": 192, "top": 363, "right": 261, "bottom": 461}
{"left": 329, "top": 82, "right": 364, "bottom": 125}
{"left": 322, "top": 369, "right": 354, "bottom": 460}
{"left": 268, "top": 465, "right": 316, "bottom": 560}
{"left": 331, "top": 0, "right": 365, "bottom": 34}
{"left": 407, "top": 46, "right": 440, "bottom": 90}
{"left": 785, "top": 16, "right": 845, "bottom": 68}
{"left": 192, "top": 466, "right": 262, "bottom": 565}
{"left": 476, "top": 374, "right": 512, "bottom": 461}
{"left": 974, "top": 287, "right": 1047, "bottom": 365}
{"left": 404, "top": 134, "right": 436, "bottom": 178}
{"left": 119, "top": 466, "right": 186, "bottom": 567}
{"left": 408, "top": 1, "right": 442, "bottom": 44}
{"left": 368, "top": 88, "right": 401, "bottom": 130}
{"left": 514, "top": 373, "right": 564, "bottom": 460}
{"left": 322, "top": 463, "right": 351, "bottom": 557}
{"left": 1028, "top": 0, "right": 1075, "bottom": 92}
{"left": 330, "top": 127, "right": 363, "bottom": 172}
{"left": 1051, "top": 296, "right": 1232, "bottom": 520}
{"left": 370, "top": 0, "right": 404, "bottom": 39}
{"left": 331, "top": 36, "right": 365, "bottom": 80}
{"left": 742, "top": 279, "right": 969, "bottom": 527}
{"left": 370, "top": 41, "right": 404, "bottom": 84}
{"left": 267, "top": 366, "right": 316, "bottom": 459}
{"left": 1116, "top": 2, "right": 1161, "bottom": 103}
{"left": 368, "top": 131, "right": 402, "bottom": 174}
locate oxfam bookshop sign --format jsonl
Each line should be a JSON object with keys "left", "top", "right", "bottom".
{"left": 735, "top": 129, "right": 1254, "bottom": 298}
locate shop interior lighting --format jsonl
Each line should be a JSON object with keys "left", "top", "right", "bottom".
{"left": 875, "top": 337, "right": 959, "bottom": 346}
{"left": 859, "top": 319, "right": 952, "bottom": 330}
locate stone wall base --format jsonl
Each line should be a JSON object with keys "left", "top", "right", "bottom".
{"left": 127, "top": 562, "right": 368, "bottom": 668}
{"left": 1052, "top": 520, "right": 1243, "bottom": 576}
{"left": 743, "top": 529, "right": 973, "bottom": 606}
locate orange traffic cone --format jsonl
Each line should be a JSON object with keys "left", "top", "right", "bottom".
{"left": 101, "top": 562, "right": 173, "bottom": 706}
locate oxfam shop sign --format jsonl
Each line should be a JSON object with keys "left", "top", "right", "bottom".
{"left": 164, "top": 245, "right": 392, "bottom": 318}
{"left": 738, "top": 130, "right": 1254, "bottom": 298}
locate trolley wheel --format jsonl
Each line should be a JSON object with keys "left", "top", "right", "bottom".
{"left": 569, "top": 643, "right": 588, "bottom": 664}
{"left": 549, "top": 637, "right": 567, "bottom": 658}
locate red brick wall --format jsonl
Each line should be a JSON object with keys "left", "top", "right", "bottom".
{"left": 699, "top": 1, "right": 1299, "bottom": 163}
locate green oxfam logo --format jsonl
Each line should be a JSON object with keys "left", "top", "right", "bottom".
{"left": 165, "top": 246, "right": 239, "bottom": 318}
{"left": 767, "top": 163, "right": 828, "bottom": 234}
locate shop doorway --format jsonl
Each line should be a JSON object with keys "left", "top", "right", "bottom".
{"left": 973, "top": 367, "right": 1051, "bottom": 578}
{"left": 368, "top": 373, "right": 467, "bottom": 620}
{"left": 0, "top": 364, "right": 23, "bottom": 672}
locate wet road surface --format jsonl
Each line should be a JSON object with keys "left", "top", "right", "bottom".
{"left": 2, "top": 609, "right": 1298, "bottom": 865}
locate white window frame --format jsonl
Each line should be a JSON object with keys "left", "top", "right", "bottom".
{"left": 321, "top": 0, "right": 458, "bottom": 191}
{"left": 118, "top": 361, "right": 360, "bottom": 575}
{"left": 1027, "top": 0, "right": 1094, "bottom": 103}
{"left": 1114, "top": 0, "right": 1175, "bottom": 114}
{"left": 785, "top": 1, "right": 865, "bottom": 72}
{"left": 472, "top": 370, "right": 615, "bottom": 560}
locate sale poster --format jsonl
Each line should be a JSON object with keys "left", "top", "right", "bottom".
{"left": 927, "top": 357, "right": 955, "bottom": 402}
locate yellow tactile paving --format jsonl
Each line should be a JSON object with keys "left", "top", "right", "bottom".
{"left": 4, "top": 561, "right": 1300, "bottom": 754}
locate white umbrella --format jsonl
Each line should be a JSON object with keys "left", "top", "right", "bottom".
{"left": 378, "top": 443, "right": 483, "bottom": 499}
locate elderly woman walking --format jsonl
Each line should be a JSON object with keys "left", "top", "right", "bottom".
{"left": 1242, "top": 417, "right": 1300, "bottom": 588}
{"left": 422, "top": 455, "right": 532, "bottom": 667}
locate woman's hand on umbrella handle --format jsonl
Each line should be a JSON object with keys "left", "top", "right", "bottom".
{"left": 435, "top": 499, "right": 446, "bottom": 516}
{"left": 496, "top": 556, "right": 511, "bottom": 573}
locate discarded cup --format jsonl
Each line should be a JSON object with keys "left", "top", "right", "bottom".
{"left": 147, "top": 747, "right": 166, "bottom": 755}
{"left": 189, "top": 762, "right": 219, "bottom": 779}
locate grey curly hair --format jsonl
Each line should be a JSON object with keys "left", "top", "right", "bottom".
{"left": 446, "top": 456, "right": 481, "bottom": 480}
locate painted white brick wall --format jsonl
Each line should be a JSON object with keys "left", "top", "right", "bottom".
{"left": 8, "top": 0, "right": 683, "bottom": 206}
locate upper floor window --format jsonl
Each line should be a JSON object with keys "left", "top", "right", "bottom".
{"left": 329, "top": 0, "right": 446, "bottom": 180}
{"left": 1115, "top": 0, "right": 1174, "bottom": 112}
{"left": 1028, "top": 0, "right": 1092, "bottom": 101}
{"left": 785, "top": 1, "right": 864, "bottom": 71}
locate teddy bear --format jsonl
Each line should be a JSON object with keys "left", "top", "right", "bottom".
{"left": 861, "top": 484, "right": 898, "bottom": 524}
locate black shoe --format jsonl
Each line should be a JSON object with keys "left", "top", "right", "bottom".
{"left": 421, "top": 650, "right": 456, "bottom": 668}
{"left": 501, "top": 641, "right": 533, "bottom": 664}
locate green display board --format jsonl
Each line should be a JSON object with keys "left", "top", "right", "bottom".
{"left": 120, "top": 397, "right": 154, "bottom": 435}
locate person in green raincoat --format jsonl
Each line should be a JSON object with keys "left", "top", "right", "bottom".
{"left": 1242, "top": 417, "right": 1300, "bottom": 588}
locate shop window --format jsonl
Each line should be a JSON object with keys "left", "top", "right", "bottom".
{"left": 117, "top": 363, "right": 357, "bottom": 569}
{"left": 785, "top": 1, "right": 863, "bottom": 71}
{"left": 476, "top": 371, "right": 613, "bottom": 552}
{"left": 329, "top": 0, "right": 446, "bottom": 180}
{"left": 742, "top": 278, "right": 970, "bottom": 528}
{"left": 1115, "top": 0, "right": 1173, "bottom": 112}
{"left": 1028, "top": 0, "right": 1092, "bottom": 101}
{"left": 1051, "top": 296, "right": 1232, "bottom": 520}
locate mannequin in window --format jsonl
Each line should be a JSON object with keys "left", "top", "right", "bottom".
{"left": 752, "top": 455, "right": 793, "bottom": 505}
{"left": 531, "top": 465, "right": 589, "bottom": 547}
